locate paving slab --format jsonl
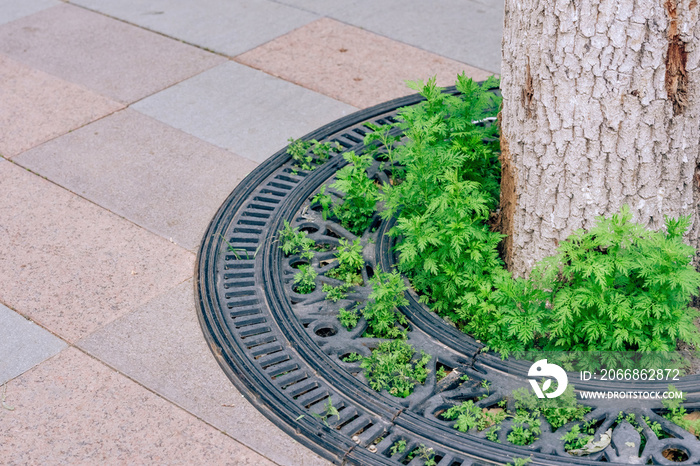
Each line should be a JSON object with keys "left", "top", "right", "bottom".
{"left": 0, "top": 0, "right": 59, "bottom": 26}
{"left": 274, "top": 0, "right": 504, "bottom": 73}
{"left": 69, "top": 0, "right": 318, "bottom": 57}
{"left": 0, "top": 3, "right": 225, "bottom": 104}
{"left": 0, "top": 160, "right": 194, "bottom": 343}
{"left": 133, "top": 61, "right": 358, "bottom": 163}
{"left": 0, "top": 54, "right": 122, "bottom": 158}
{"left": 238, "top": 18, "right": 492, "bottom": 109}
{"left": 15, "top": 109, "right": 258, "bottom": 252}
{"left": 0, "top": 347, "right": 275, "bottom": 465}
{"left": 78, "top": 279, "right": 331, "bottom": 466}
{"left": 0, "top": 303, "right": 66, "bottom": 385}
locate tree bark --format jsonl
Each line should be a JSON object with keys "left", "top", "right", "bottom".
{"left": 500, "top": 0, "right": 700, "bottom": 277}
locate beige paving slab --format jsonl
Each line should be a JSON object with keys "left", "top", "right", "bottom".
{"left": 0, "top": 54, "right": 122, "bottom": 158}
{"left": 15, "top": 109, "right": 259, "bottom": 251}
{"left": 0, "top": 3, "right": 225, "bottom": 104}
{"left": 78, "top": 280, "right": 331, "bottom": 466}
{"left": 236, "top": 18, "right": 494, "bottom": 109}
{"left": 0, "top": 160, "right": 194, "bottom": 343}
{"left": 0, "top": 347, "right": 275, "bottom": 465}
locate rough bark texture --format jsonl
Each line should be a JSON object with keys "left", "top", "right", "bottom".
{"left": 500, "top": 0, "right": 700, "bottom": 277}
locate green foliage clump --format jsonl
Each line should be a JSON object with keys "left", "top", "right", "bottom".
{"left": 279, "top": 221, "right": 314, "bottom": 260}
{"left": 293, "top": 264, "right": 317, "bottom": 294}
{"left": 360, "top": 339, "right": 430, "bottom": 398}
{"left": 498, "top": 207, "right": 700, "bottom": 355}
{"left": 322, "top": 283, "right": 349, "bottom": 302}
{"left": 326, "top": 238, "right": 364, "bottom": 285}
{"left": 331, "top": 151, "right": 378, "bottom": 235}
{"left": 561, "top": 423, "right": 595, "bottom": 451}
{"left": 338, "top": 307, "right": 359, "bottom": 330}
{"left": 341, "top": 352, "right": 363, "bottom": 363}
{"left": 512, "top": 385, "right": 590, "bottom": 431}
{"left": 362, "top": 271, "right": 408, "bottom": 339}
{"left": 662, "top": 385, "right": 700, "bottom": 435}
{"left": 443, "top": 400, "right": 506, "bottom": 432}
{"left": 287, "top": 138, "right": 340, "bottom": 172}
{"left": 381, "top": 75, "right": 509, "bottom": 345}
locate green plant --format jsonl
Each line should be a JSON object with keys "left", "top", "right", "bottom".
{"left": 363, "top": 122, "right": 401, "bottom": 180}
{"left": 322, "top": 283, "right": 349, "bottom": 302}
{"left": 360, "top": 339, "right": 430, "bottom": 398}
{"left": 362, "top": 271, "right": 409, "bottom": 338}
{"left": 287, "top": 138, "right": 313, "bottom": 171}
{"left": 287, "top": 138, "right": 340, "bottom": 172}
{"left": 486, "top": 426, "right": 501, "bottom": 442}
{"left": 294, "top": 264, "right": 317, "bottom": 294}
{"left": 504, "top": 207, "right": 700, "bottom": 354}
{"left": 311, "top": 185, "right": 333, "bottom": 220}
{"left": 512, "top": 386, "right": 590, "bottom": 431}
{"left": 505, "top": 457, "right": 532, "bottom": 466}
{"left": 662, "top": 385, "right": 700, "bottom": 435}
{"left": 389, "top": 439, "right": 407, "bottom": 456}
{"left": 341, "top": 352, "right": 363, "bottom": 363}
{"left": 331, "top": 151, "right": 378, "bottom": 235}
{"left": 643, "top": 415, "right": 668, "bottom": 438}
{"left": 405, "top": 444, "right": 436, "bottom": 466}
{"left": 326, "top": 238, "right": 364, "bottom": 285}
{"left": 507, "top": 411, "right": 541, "bottom": 446}
{"left": 312, "top": 396, "right": 339, "bottom": 427}
{"left": 338, "top": 307, "right": 359, "bottom": 330}
{"left": 436, "top": 366, "right": 448, "bottom": 382}
{"left": 443, "top": 400, "right": 505, "bottom": 433}
{"left": 279, "top": 221, "right": 314, "bottom": 260}
{"left": 561, "top": 424, "right": 594, "bottom": 451}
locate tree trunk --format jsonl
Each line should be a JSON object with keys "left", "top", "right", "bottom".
{"left": 499, "top": 0, "right": 700, "bottom": 277}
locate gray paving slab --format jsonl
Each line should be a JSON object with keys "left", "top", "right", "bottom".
{"left": 0, "top": 0, "right": 59, "bottom": 26}
{"left": 275, "top": 0, "right": 504, "bottom": 73}
{"left": 77, "top": 280, "right": 331, "bottom": 466}
{"left": 69, "top": 0, "right": 318, "bottom": 57}
{"left": 0, "top": 3, "right": 225, "bottom": 104}
{"left": 0, "top": 302, "right": 67, "bottom": 385}
{"left": 132, "top": 61, "right": 358, "bottom": 163}
{"left": 14, "top": 109, "right": 258, "bottom": 252}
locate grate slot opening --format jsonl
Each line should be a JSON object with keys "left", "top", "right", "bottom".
{"left": 275, "top": 175, "right": 299, "bottom": 184}
{"left": 242, "top": 211, "right": 270, "bottom": 219}
{"left": 259, "top": 352, "right": 290, "bottom": 369}
{"left": 253, "top": 196, "right": 281, "bottom": 204}
{"left": 267, "top": 362, "right": 299, "bottom": 378}
{"left": 260, "top": 188, "right": 286, "bottom": 197}
{"left": 341, "top": 133, "right": 361, "bottom": 144}
{"left": 233, "top": 227, "right": 262, "bottom": 234}
{"left": 239, "top": 325, "right": 271, "bottom": 338}
{"left": 237, "top": 219, "right": 267, "bottom": 227}
{"left": 244, "top": 335, "right": 276, "bottom": 348}
{"left": 268, "top": 182, "right": 293, "bottom": 190}
{"left": 234, "top": 316, "right": 266, "bottom": 328}
{"left": 224, "top": 281, "right": 256, "bottom": 289}
{"left": 247, "top": 203, "right": 275, "bottom": 212}
{"left": 230, "top": 308, "right": 260, "bottom": 319}
{"left": 224, "top": 290, "right": 255, "bottom": 299}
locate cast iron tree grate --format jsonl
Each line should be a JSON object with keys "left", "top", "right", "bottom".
{"left": 195, "top": 89, "right": 700, "bottom": 465}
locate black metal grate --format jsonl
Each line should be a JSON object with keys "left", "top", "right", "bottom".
{"left": 196, "top": 89, "right": 700, "bottom": 465}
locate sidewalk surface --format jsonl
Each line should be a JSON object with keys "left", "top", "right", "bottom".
{"left": 0, "top": 1, "right": 503, "bottom": 464}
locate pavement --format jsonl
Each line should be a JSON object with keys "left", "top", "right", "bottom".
{"left": 0, "top": 1, "right": 503, "bottom": 464}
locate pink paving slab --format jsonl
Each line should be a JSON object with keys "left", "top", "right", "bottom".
{"left": 0, "top": 347, "right": 275, "bottom": 465}
{"left": 236, "top": 18, "right": 494, "bottom": 108}
{"left": 0, "top": 54, "right": 122, "bottom": 158}
{"left": 0, "top": 160, "right": 194, "bottom": 342}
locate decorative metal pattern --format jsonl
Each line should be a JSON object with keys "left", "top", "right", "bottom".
{"left": 196, "top": 90, "right": 700, "bottom": 465}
